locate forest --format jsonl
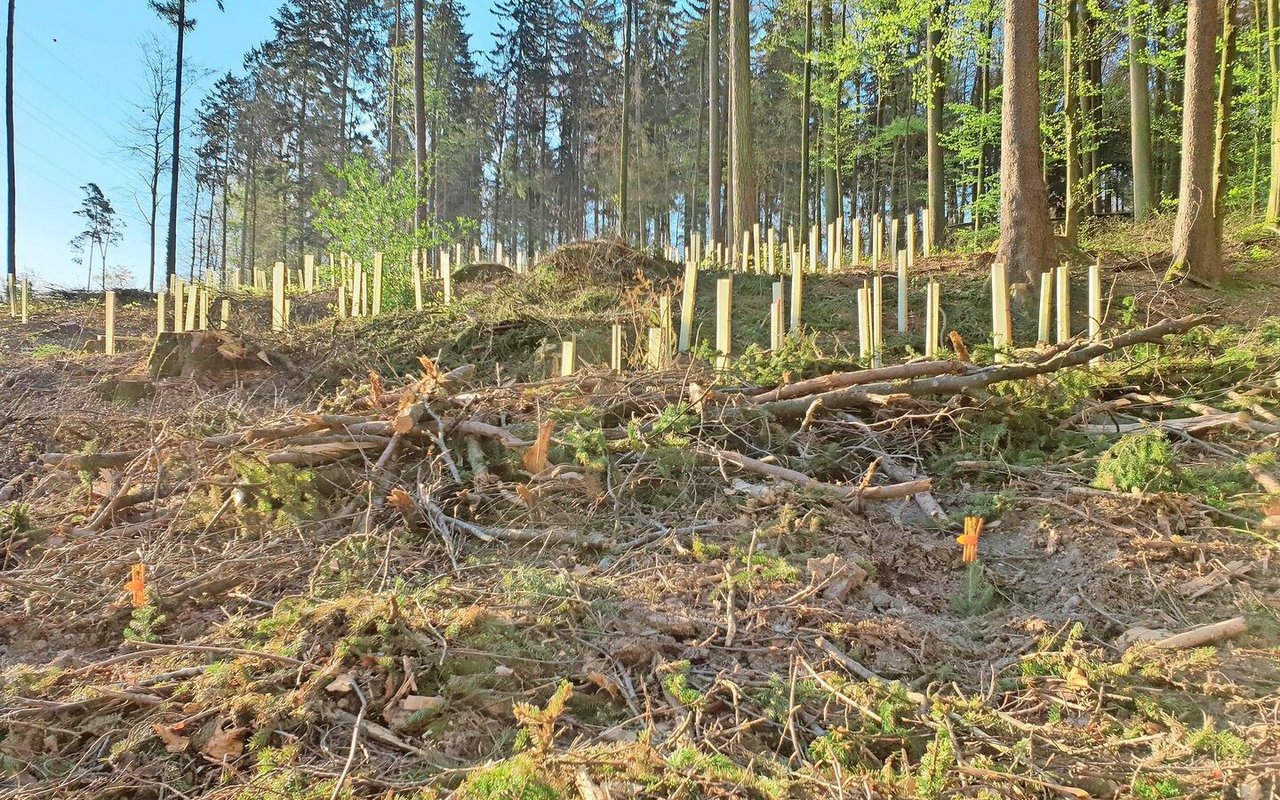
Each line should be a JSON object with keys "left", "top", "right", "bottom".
{"left": 1, "top": 0, "right": 1279, "bottom": 798}
{"left": 40, "top": 0, "right": 1267, "bottom": 291}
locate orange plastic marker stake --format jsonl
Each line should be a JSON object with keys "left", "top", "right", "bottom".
{"left": 956, "top": 517, "right": 984, "bottom": 563}
{"left": 125, "top": 563, "right": 148, "bottom": 607}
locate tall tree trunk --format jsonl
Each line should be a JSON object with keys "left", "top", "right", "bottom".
{"left": 926, "top": 0, "right": 947, "bottom": 251}
{"left": 1172, "top": 0, "right": 1224, "bottom": 283}
{"left": 995, "top": 0, "right": 1056, "bottom": 283}
{"left": 799, "top": 0, "right": 812, "bottom": 229}
{"left": 389, "top": 0, "right": 400, "bottom": 163}
{"left": 164, "top": 0, "right": 186, "bottom": 281}
{"left": 5, "top": 0, "right": 14, "bottom": 288}
{"left": 727, "top": 0, "right": 755, "bottom": 251}
{"left": 974, "top": 17, "right": 992, "bottom": 232}
{"left": 821, "top": 0, "right": 837, "bottom": 227}
{"left": 1266, "top": 0, "right": 1280, "bottom": 220}
{"left": 707, "top": 0, "right": 722, "bottom": 246}
{"left": 1063, "top": 0, "right": 1082, "bottom": 245}
{"left": 412, "top": 0, "right": 427, "bottom": 232}
{"left": 619, "top": 0, "right": 633, "bottom": 237}
{"left": 1130, "top": 12, "right": 1155, "bottom": 221}
{"left": 1213, "top": 0, "right": 1239, "bottom": 238}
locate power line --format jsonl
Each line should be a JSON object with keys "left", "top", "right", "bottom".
{"left": 15, "top": 93, "right": 117, "bottom": 164}
{"left": 14, "top": 62, "right": 118, "bottom": 144}
{"left": 17, "top": 140, "right": 85, "bottom": 187}
{"left": 17, "top": 28, "right": 117, "bottom": 103}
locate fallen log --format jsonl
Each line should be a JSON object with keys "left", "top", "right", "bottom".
{"left": 699, "top": 446, "right": 931, "bottom": 501}
{"left": 41, "top": 451, "right": 144, "bottom": 471}
{"left": 1152, "top": 617, "right": 1248, "bottom": 650}
{"left": 1074, "top": 411, "right": 1251, "bottom": 436}
{"left": 751, "top": 360, "right": 966, "bottom": 404}
{"left": 751, "top": 314, "right": 1217, "bottom": 419}
{"left": 877, "top": 457, "right": 947, "bottom": 519}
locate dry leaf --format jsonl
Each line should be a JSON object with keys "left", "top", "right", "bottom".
{"left": 522, "top": 420, "right": 554, "bottom": 474}
{"left": 387, "top": 487, "right": 416, "bottom": 516}
{"left": 325, "top": 673, "right": 357, "bottom": 694}
{"left": 152, "top": 723, "right": 190, "bottom": 754}
{"left": 1064, "top": 666, "right": 1090, "bottom": 691}
{"left": 401, "top": 695, "right": 445, "bottom": 713}
{"left": 200, "top": 724, "right": 247, "bottom": 763}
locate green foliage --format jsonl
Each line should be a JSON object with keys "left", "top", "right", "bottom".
{"left": 915, "top": 728, "right": 956, "bottom": 800}
{"left": 951, "top": 562, "right": 995, "bottom": 617}
{"left": 124, "top": 602, "right": 166, "bottom": 643}
{"left": 0, "top": 504, "right": 31, "bottom": 537}
{"left": 1133, "top": 776, "right": 1182, "bottom": 800}
{"left": 457, "top": 754, "right": 561, "bottom": 800}
{"left": 32, "top": 344, "right": 71, "bottom": 359}
{"left": 661, "top": 661, "right": 707, "bottom": 709}
{"left": 312, "top": 156, "right": 474, "bottom": 310}
{"left": 730, "top": 332, "right": 827, "bottom": 386}
{"left": 232, "top": 458, "right": 321, "bottom": 523}
{"left": 751, "top": 674, "right": 823, "bottom": 723}
{"left": 1093, "top": 430, "right": 1177, "bottom": 493}
{"left": 1187, "top": 720, "right": 1251, "bottom": 763}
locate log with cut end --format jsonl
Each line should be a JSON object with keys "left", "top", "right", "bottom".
{"left": 1152, "top": 617, "right": 1247, "bottom": 650}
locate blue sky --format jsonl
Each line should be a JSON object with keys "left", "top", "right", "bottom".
{"left": 4, "top": 1, "right": 496, "bottom": 290}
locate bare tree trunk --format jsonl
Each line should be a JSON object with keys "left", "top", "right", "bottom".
{"left": 389, "top": 0, "right": 400, "bottom": 163}
{"left": 164, "top": 0, "right": 186, "bottom": 281}
{"left": 995, "top": 0, "right": 1056, "bottom": 283}
{"left": 799, "top": 0, "right": 812, "bottom": 229}
{"left": 5, "top": 0, "right": 14, "bottom": 288}
{"left": 1130, "top": 13, "right": 1155, "bottom": 221}
{"left": 1214, "top": 0, "right": 1239, "bottom": 239}
{"left": 727, "top": 0, "right": 756, "bottom": 252}
{"left": 1172, "top": 0, "right": 1224, "bottom": 283}
{"left": 412, "top": 0, "right": 426, "bottom": 232}
{"left": 926, "top": 0, "right": 947, "bottom": 251}
{"left": 1266, "top": 0, "right": 1280, "bottom": 220}
{"left": 821, "top": 0, "right": 837, "bottom": 227}
{"left": 1063, "top": 0, "right": 1082, "bottom": 245}
{"left": 619, "top": 0, "right": 633, "bottom": 237}
{"left": 707, "top": 0, "right": 722, "bottom": 246}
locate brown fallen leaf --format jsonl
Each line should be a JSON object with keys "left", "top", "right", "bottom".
{"left": 152, "top": 723, "right": 190, "bottom": 754}
{"left": 200, "top": 723, "right": 247, "bottom": 763}
{"left": 401, "top": 694, "right": 445, "bottom": 713}
{"left": 522, "top": 420, "right": 554, "bottom": 474}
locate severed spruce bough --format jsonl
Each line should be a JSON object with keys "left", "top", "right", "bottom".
{"left": 1, "top": 254, "right": 1278, "bottom": 799}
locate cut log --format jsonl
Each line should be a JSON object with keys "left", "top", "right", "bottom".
{"left": 1151, "top": 617, "right": 1247, "bottom": 650}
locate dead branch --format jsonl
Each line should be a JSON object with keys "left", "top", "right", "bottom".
{"left": 699, "top": 446, "right": 932, "bottom": 501}
{"left": 752, "top": 315, "right": 1217, "bottom": 418}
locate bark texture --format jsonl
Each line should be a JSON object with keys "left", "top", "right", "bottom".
{"left": 1171, "top": 0, "right": 1223, "bottom": 284}
{"left": 994, "top": 0, "right": 1056, "bottom": 284}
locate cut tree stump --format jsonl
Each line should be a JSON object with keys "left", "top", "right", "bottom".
{"left": 148, "top": 331, "right": 278, "bottom": 379}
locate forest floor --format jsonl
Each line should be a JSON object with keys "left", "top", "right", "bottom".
{"left": 1, "top": 224, "right": 1279, "bottom": 799}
